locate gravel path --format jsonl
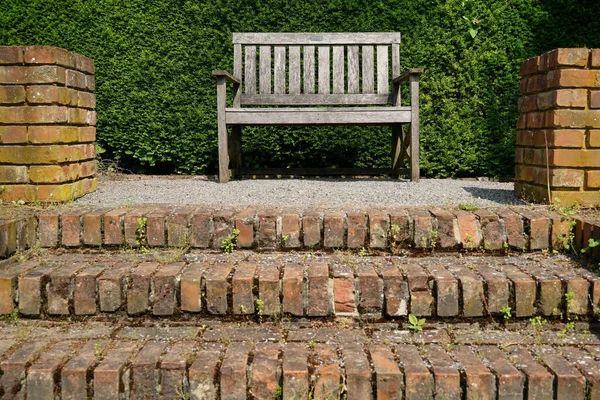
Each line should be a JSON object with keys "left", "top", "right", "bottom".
{"left": 75, "top": 176, "right": 523, "bottom": 208}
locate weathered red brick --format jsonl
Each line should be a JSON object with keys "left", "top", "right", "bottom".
{"left": 426, "top": 264, "right": 459, "bottom": 317}
{"left": 258, "top": 264, "right": 281, "bottom": 315}
{"left": 475, "top": 209, "right": 504, "bottom": 250}
{"left": 333, "top": 263, "right": 355, "bottom": 314}
{"left": 0, "top": 260, "right": 39, "bottom": 314}
{"left": 258, "top": 210, "right": 278, "bottom": 249}
{"left": 0, "top": 65, "right": 66, "bottom": 85}
{"left": 506, "top": 346, "right": 554, "bottom": 399}
{"left": 537, "top": 347, "right": 585, "bottom": 399}
{"left": 232, "top": 262, "right": 256, "bottom": 315}
{"left": 74, "top": 263, "right": 107, "bottom": 315}
{"left": 190, "top": 211, "right": 212, "bottom": 248}
{"left": 47, "top": 261, "right": 86, "bottom": 315}
{"left": 429, "top": 208, "right": 458, "bottom": 249}
{"left": 128, "top": 262, "right": 159, "bottom": 315}
{"left": 307, "top": 262, "right": 330, "bottom": 316}
{"left": 93, "top": 341, "right": 139, "bottom": 400}
{"left": 82, "top": 208, "right": 108, "bottom": 246}
{"left": 220, "top": 342, "right": 250, "bottom": 399}
{"left": 452, "top": 346, "right": 496, "bottom": 399}
{"left": 347, "top": 211, "right": 367, "bottom": 249}
{"left": 189, "top": 349, "right": 220, "bottom": 400}
{"left": 478, "top": 346, "right": 523, "bottom": 398}
{"left": 281, "top": 212, "right": 301, "bottom": 248}
{"left": 0, "top": 46, "right": 23, "bottom": 64}
{"left": 283, "top": 263, "right": 304, "bottom": 316}
{"left": 0, "top": 341, "right": 50, "bottom": 397}
{"left": 521, "top": 210, "right": 550, "bottom": 250}
{"left": 160, "top": 341, "right": 193, "bottom": 398}
{"left": 411, "top": 208, "right": 434, "bottom": 249}
{"left": 389, "top": 208, "right": 411, "bottom": 246}
{"left": 103, "top": 209, "right": 126, "bottom": 245}
{"left": 313, "top": 344, "right": 342, "bottom": 400}
{"left": 501, "top": 264, "right": 537, "bottom": 317}
{"left": 213, "top": 210, "right": 234, "bottom": 250}
{"left": 131, "top": 341, "right": 167, "bottom": 399}
{"left": 323, "top": 212, "right": 344, "bottom": 248}
{"left": 343, "top": 344, "right": 373, "bottom": 400}
{"left": 370, "top": 345, "right": 403, "bottom": 400}
{"left": 0, "top": 85, "right": 25, "bottom": 104}
{"left": 369, "top": 211, "right": 389, "bottom": 249}
{"left": 205, "top": 263, "right": 232, "bottom": 314}
{"left": 153, "top": 262, "right": 185, "bottom": 315}
{"left": 251, "top": 343, "right": 280, "bottom": 400}
{"left": 495, "top": 208, "right": 527, "bottom": 250}
{"left": 396, "top": 344, "right": 434, "bottom": 399}
{"left": 518, "top": 93, "right": 538, "bottom": 113}
{"left": 180, "top": 262, "right": 205, "bottom": 313}
{"left": 0, "top": 125, "right": 27, "bottom": 143}
{"left": 147, "top": 209, "right": 167, "bottom": 247}
{"left": 18, "top": 264, "right": 60, "bottom": 315}
{"left": 235, "top": 208, "right": 255, "bottom": 248}
{"left": 61, "top": 340, "right": 110, "bottom": 399}
{"left": 520, "top": 56, "right": 539, "bottom": 76}
{"left": 561, "top": 346, "right": 600, "bottom": 400}
{"left": 98, "top": 261, "right": 132, "bottom": 312}
{"left": 446, "top": 263, "right": 484, "bottom": 317}
{"left": 406, "top": 264, "right": 433, "bottom": 316}
{"left": 477, "top": 265, "right": 510, "bottom": 314}
{"left": 381, "top": 263, "right": 408, "bottom": 316}
{"left": 547, "top": 110, "right": 600, "bottom": 129}
{"left": 526, "top": 74, "right": 547, "bottom": 94}
{"left": 302, "top": 211, "right": 321, "bottom": 248}
{"left": 356, "top": 264, "right": 381, "bottom": 314}
{"left": 456, "top": 210, "right": 482, "bottom": 249}
{"left": 23, "top": 46, "right": 75, "bottom": 67}
{"left": 28, "top": 341, "right": 76, "bottom": 399}
{"left": 61, "top": 212, "right": 83, "bottom": 247}
{"left": 283, "top": 343, "right": 309, "bottom": 399}
{"left": 167, "top": 207, "right": 194, "bottom": 247}
{"left": 423, "top": 345, "right": 461, "bottom": 400}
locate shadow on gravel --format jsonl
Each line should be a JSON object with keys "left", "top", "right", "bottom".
{"left": 462, "top": 186, "right": 525, "bottom": 206}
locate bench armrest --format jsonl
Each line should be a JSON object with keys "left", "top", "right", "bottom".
{"left": 392, "top": 68, "right": 424, "bottom": 84}
{"left": 212, "top": 70, "right": 241, "bottom": 85}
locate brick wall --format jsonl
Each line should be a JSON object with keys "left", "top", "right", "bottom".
{"left": 516, "top": 48, "right": 600, "bottom": 206}
{"left": 0, "top": 46, "right": 97, "bottom": 202}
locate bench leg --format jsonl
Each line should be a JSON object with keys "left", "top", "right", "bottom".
{"left": 409, "top": 122, "right": 419, "bottom": 182}
{"left": 229, "top": 126, "right": 242, "bottom": 179}
{"left": 391, "top": 125, "right": 402, "bottom": 179}
{"left": 216, "top": 76, "right": 229, "bottom": 183}
{"left": 409, "top": 74, "right": 420, "bottom": 182}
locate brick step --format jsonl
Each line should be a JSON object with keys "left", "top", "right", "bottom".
{"left": 2, "top": 205, "right": 600, "bottom": 261}
{"left": 1, "top": 250, "right": 599, "bottom": 320}
{"left": 1, "top": 319, "right": 600, "bottom": 399}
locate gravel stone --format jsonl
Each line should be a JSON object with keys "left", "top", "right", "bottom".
{"left": 75, "top": 176, "right": 522, "bottom": 209}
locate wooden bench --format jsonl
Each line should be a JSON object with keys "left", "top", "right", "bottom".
{"left": 213, "top": 32, "right": 423, "bottom": 183}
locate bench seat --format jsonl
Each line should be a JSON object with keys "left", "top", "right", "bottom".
{"left": 225, "top": 106, "right": 412, "bottom": 126}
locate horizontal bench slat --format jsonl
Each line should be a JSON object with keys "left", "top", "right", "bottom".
{"left": 233, "top": 32, "right": 401, "bottom": 45}
{"left": 241, "top": 94, "right": 391, "bottom": 105}
{"left": 226, "top": 107, "right": 411, "bottom": 125}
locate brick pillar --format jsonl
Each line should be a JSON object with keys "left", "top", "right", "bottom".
{"left": 515, "top": 48, "right": 600, "bottom": 206}
{"left": 0, "top": 46, "right": 97, "bottom": 203}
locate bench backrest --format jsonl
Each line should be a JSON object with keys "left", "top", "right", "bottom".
{"left": 232, "top": 32, "right": 400, "bottom": 106}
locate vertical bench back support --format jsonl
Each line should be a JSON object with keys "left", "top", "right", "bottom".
{"left": 232, "top": 33, "right": 401, "bottom": 106}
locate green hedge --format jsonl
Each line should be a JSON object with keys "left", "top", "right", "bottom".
{"left": 2, "top": 0, "right": 599, "bottom": 176}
